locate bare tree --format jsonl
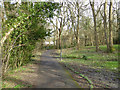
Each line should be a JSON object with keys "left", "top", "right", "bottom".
{"left": 89, "top": 0, "right": 102, "bottom": 52}
{"left": 109, "top": 0, "right": 113, "bottom": 52}
{"left": 104, "top": 0, "right": 109, "bottom": 52}
{"left": 100, "top": 0, "right": 110, "bottom": 52}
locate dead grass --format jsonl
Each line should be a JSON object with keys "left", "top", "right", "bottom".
{"left": 2, "top": 53, "right": 41, "bottom": 88}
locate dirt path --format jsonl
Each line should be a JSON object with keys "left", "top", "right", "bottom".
{"left": 36, "top": 50, "right": 79, "bottom": 88}
{"left": 3, "top": 49, "right": 119, "bottom": 88}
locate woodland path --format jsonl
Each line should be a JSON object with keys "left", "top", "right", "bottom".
{"left": 36, "top": 50, "right": 79, "bottom": 88}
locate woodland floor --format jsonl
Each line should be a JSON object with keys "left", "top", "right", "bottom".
{"left": 2, "top": 49, "right": 119, "bottom": 89}
{"left": 2, "top": 50, "right": 79, "bottom": 88}
{"left": 51, "top": 50, "right": 120, "bottom": 89}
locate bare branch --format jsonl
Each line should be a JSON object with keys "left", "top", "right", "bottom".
{"left": 100, "top": 10, "right": 104, "bottom": 19}
{"left": 95, "top": 3, "right": 103, "bottom": 17}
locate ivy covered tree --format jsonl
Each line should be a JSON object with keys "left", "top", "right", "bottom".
{"left": 1, "top": 1, "right": 60, "bottom": 75}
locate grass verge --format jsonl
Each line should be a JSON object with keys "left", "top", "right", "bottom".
{"left": 2, "top": 51, "right": 42, "bottom": 88}
{"left": 59, "top": 45, "right": 118, "bottom": 72}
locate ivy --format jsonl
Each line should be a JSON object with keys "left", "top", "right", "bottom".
{"left": 2, "top": 2, "right": 60, "bottom": 73}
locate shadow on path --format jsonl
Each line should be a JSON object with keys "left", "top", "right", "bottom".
{"left": 35, "top": 50, "right": 79, "bottom": 88}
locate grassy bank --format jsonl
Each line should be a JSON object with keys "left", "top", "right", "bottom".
{"left": 2, "top": 52, "right": 42, "bottom": 88}
{"left": 2, "top": 63, "right": 33, "bottom": 88}
{"left": 58, "top": 45, "right": 118, "bottom": 71}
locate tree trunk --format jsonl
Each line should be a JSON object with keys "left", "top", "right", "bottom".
{"left": 56, "top": 19, "right": 59, "bottom": 49}
{"left": 90, "top": 1, "right": 99, "bottom": 52}
{"left": 76, "top": 2, "right": 80, "bottom": 50}
{"left": 0, "top": 0, "right": 2, "bottom": 82}
{"left": 94, "top": 19, "right": 99, "bottom": 52}
{"left": 58, "top": 18, "right": 62, "bottom": 49}
{"left": 90, "top": 36, "right": 94, "bottom": 46}
{"left": 109, "top": 0, "right": 113, "bottom": 52}
{"left": 102, "top": 34, "right": 105, "bottom": 45}
{"left": 58, "top": 32, "right": 61, "bottom": 49}
{"left": 85, "top": 35, "right": 87, "bottom": 46}
{"left": 118, "top": 2, "right": 120, "bottom": 45}
{"left": 104, "top": 0, "right": 109, "bottom": 52}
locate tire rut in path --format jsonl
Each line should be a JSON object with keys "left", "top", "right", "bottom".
{"left": 36, "top": 50, "right": 79, "bottom": 88}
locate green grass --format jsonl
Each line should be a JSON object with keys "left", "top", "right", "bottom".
{"left": 99, "top": 44, "right": 118, "bottom": 51}
{"left": 61, "top": 58, "right": 118, "bottom": 71}
{"left": 14, "top": 84, "right": 32, "bottom": 88}
{"left": 2, "top": 51, "right": 41, "bottom": 88}
{"left": 60, "top": 45, "right": 118, "bottom": 71}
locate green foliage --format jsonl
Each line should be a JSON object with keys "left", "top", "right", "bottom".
{"left": 2, "top": 2, "right": 60, "bottom": 72}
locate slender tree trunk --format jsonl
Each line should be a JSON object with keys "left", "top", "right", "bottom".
{"left": 104, "top": 0, "right": 109, "bottom": 52}
{"left": 94, "top": 19, "right": 99, "bottom": 52}
{"left": 4, "top": 53, "right": 10, "bottom": 73}
{"left": 54, "top": 34, "right": 56, "bottom": 47}
{"left": 58, "top": 32, "right": 61, "bottom": 49}
{"left": 0, "top": 1, "right": 2, "bottom": 83}
{"left": 76, "top": 2, "right": 80, "bottom": 50}
{"left": 58, "top": 18, "right": 62, "bottom": 49}
{"left": 72, "top": 20, "right": 76, "bottom": 46}
{"left": 69, "top": 5, "right": 76, "bottom": 47}
{"left": 102, "top": 34, "right": 105, "bottom": 45}
{"left": 90, "top": 1, "right": 99, "bottom": 52}
{"left": 56, "top": 19, "right": 59, "bottom": 49}
{"left": 85, "top": 35, "right": 87, "bottom": 46}
{"left": 90, "top": 36, "right": 94, "bottom": 46}
{"left": 70, "top": 28, "right": 73, "bottom": 46}
{"left": 118, "top": 2, "right": 120, "bottom": 46}
{"left": 109, "top": 0, "right": 113, "bottom": 52}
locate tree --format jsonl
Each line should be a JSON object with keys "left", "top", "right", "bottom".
{"left": 2, "top": 1, "right": 60, "bottom": 75}
{"left": 104, "top": 0, "right": 109, "bottom": 52}
{"left": 89, "top": 0, "right": 102, "bottom": 52}
{"left": 100, "top": 0, "right": 109, "bottom": 52}
{"left": 109, "top": 0, "right": 113, "bottom": 52}
{"left": 58, "top": 17, "right": 63, "bottom": 49}
{"left": 67, "top": 0, "right": 88, "bottom": 49}
{"left": 118, "top": 2, "right": 120, "bottom": 45}
{"left": 50, "top": 2, "right": 68, "bottom": 49}
{"left": 76, "top": 1, "right": 80, "bottom": 49}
